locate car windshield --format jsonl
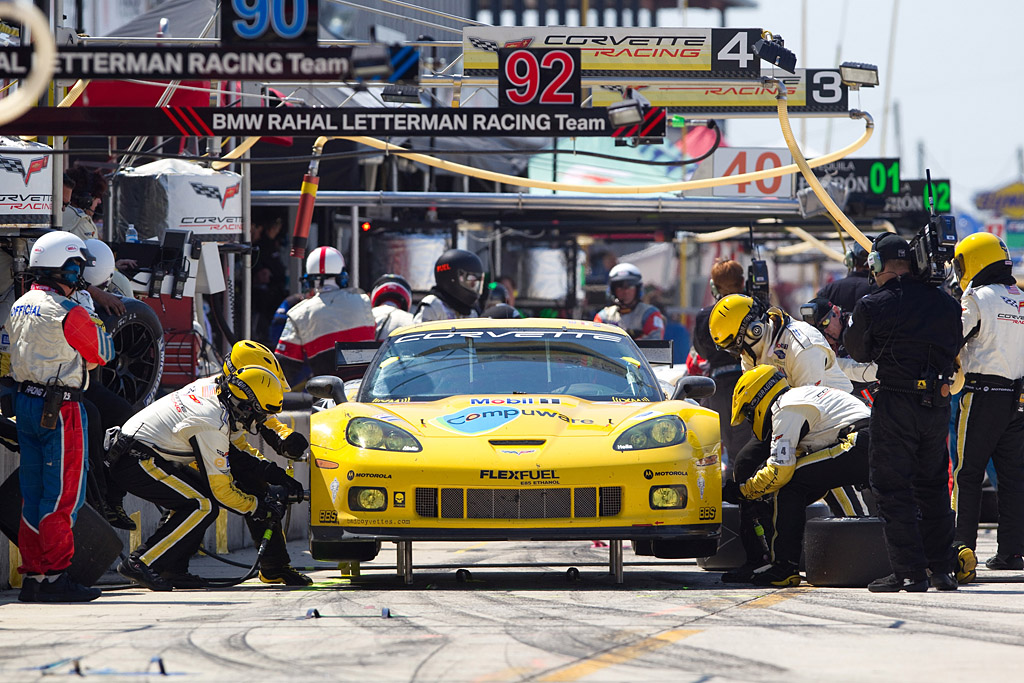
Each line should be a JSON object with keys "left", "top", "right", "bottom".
{"left": 360, "top": 328, "right": 662, "bottom": 402}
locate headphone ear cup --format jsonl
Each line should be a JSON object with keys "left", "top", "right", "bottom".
{"left": 746, "top": 320, "right": 765, "bottom": 341}
{"left": 844, "top": 251, "right": 854, "bottom": 269}
{"left": 868, "top": 251, "right": 883, "bottom": 274}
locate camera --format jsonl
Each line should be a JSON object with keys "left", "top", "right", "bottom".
{"left": 909, "top": 171, "right": 957, "bottom": 286}
{"left": 747, "top": 259, "right": 770, "bottom": 304}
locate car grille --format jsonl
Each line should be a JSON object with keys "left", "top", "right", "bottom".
{"left": 415, "top": 486, "right": 622, "bottom": 519}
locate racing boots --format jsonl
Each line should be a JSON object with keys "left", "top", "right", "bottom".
{"left": 867, "top": 573, "right": 928, "bottom": 593}
{"left": 955, "top": 544, "right": 977, "bottom": 584}
{"left": 20, "top": 573, "right": 101, "bottom": 602}
{"left": 721, "top": 562, "right": 770, "bottom": 584}
{"left": 159, "top": 571, "right": 209, "bottom": 589}
{"left": 259, "top": 565, "right": 313, "bottom": 586}
{"left": 118, "top": 555, "right": 173, "bottom": 592}
{"left": 928, "top": 570, "right": 958, "bottom": 591}
{"left": 985, "top": 553, "right": 1024, "bottom": 570}
{"left": 751, "top": 562, "right": 801, "bottom": 587}
{"left": 105, "top": 503, "right": 137, "bottom": 531}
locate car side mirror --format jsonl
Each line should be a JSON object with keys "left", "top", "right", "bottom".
{"left": 306, "top": 375, "right": 346, "bottom": 404}
{"left": 671, "top": 376, "right": 716, "bottom": 401}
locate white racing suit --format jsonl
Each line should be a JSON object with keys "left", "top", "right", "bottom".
{"left": 412, "top": 293, "right": 478, "bottom": 324}
{"left": 952, "top": 281, "right": 1024, "bottom": 555}
{"left": 275, "top": 284, "right": 375, "bottom": 386}
{"left": 744, "top": 314, "right": 853, "bottom": 393}
{"left": 594, "top": 302, "right": 666, "bottom": 341}
{"left": 373, "top": 304, "right": 416, "bottom": 340}
{"left": 110, "top": 376, "right": 257, "bottom": 573}
{"left": 738, "top": 385, "right": 871, "bottom": 568}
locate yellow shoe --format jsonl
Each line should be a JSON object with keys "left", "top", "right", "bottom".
{"left": 259, "top": 566, "right": 313, "bottom": 586}
{"left": 956, "top": 544, "right": 977, "bottom": 585}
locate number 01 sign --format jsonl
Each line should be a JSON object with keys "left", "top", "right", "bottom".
{"left": 498, "top": 48, "right": 581, "bottom": 108}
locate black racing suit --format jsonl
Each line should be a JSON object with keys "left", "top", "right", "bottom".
{"left": 692, "top": 304, "right": 751, "bottom": 474}
{"left": 845, "top": 274, "right": 963, "bottom": 582}
{"left": 818, "top": 270, "right": 875, "bottom": 315}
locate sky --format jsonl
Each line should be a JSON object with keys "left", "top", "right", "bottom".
{"left": 671, "top": 0, "right": 1024, "bottom": 213}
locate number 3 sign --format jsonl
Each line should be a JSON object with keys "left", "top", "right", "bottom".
{"left": 498, "top": 48, "right": 581, "bottom": 108}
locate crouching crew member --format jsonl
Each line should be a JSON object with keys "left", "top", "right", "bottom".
{"left": 10, "top": 231, "right": 115, "bottom": 603}
{"left": 951, "top": 233, "right": 1024, "bottom": 573}
{"left": 723, "top": 366, "right": 871, "bottom": 586}
{"left": 845, "top": 233, "right": 962, "bottom": 593}
{"left": 110, "top": 366, "right": 288, "bottom": 591}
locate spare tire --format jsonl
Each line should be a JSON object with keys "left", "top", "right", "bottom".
{"left": 99, "top": 297, "right": 165, "bottom": 409}
{"left": 0, "top": 468, "right": 124, "bottom": 587}
{"left": 803, "top": 516, "right": 892, "bottom": 587}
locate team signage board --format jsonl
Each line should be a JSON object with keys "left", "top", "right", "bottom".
{"left": 498, "top": 48, "right": 582, "bottom": 108}
{"left": 221, "top": 0, "right": 318, "bottom": 46}
{"left": 796, "top": 158, "right": 901, "bottom": 196}
{"left": 872, "top": 179, "right": 952, "bottom": 220}
{"left": 465, "top": 27, "right": 763, "bottom": 79}
{"left": 975, "top": 181, "right": 1024, "bottom": 219}
{"left": 0, "top": 106, "right": 667, "bottom": 139}
{"left": 0, "top": 137, "right": 52, "bottom": 227}
{"left": 591, "top": 69, "right": 848, "bottom": 115}
{"left": 711, "top": 147, "right": 794, "bottom": 198}
{"left": 0, "top": 44, "right": 419, "bottom": 82}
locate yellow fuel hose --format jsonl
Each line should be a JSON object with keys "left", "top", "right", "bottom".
{"left": 306, "top": 108, "right": 872, "bottom": 195}
{"left": 772, "top": 78, "right": 874, "bottom": 252}
{"left": 0, "top": 2, "right": 56, "bottom": 127}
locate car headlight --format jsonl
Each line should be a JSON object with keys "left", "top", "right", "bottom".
{"left": 346, "top": 417, "right": 422, "bottom": 452}
{"left": 650, "top": 485, "right": 687, "bottom": 509}
{"left": 349, "top": 486, "right": 388, "bottom": 511}
{"left": 614, "top": 416, "right": 686, "bottom": 451}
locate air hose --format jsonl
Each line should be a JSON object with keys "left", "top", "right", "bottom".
{"left": 289, "top": 138, "right": 325, "bottom": 259}
{"left": 201, "top": 526, "right": 273, "bottom": 587}
{"left": 771, "top": 77, "right": 874, "bottom": 252}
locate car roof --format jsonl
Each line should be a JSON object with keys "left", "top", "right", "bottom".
{"left": 389, "top": 317, "right": 630, "bottom": 338}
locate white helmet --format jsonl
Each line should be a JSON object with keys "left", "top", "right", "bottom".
{"left": 29, "top": 231, "right": 94, "bottom": 290}
{"left": 607, "top": 262, "right": 643, "bottom": 309}
{"left": 83, "top": 239, "right": 115, "bottom": 288}
{"left": 304, "top": 246, "right": 348, "bottom": 288}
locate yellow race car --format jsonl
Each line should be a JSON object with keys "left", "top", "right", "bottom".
{"left": 306, "top": 318, "right": 722, "bottom": 563}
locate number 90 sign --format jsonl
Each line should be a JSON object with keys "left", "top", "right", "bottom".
{"left": 221, "top": 0, "right": 318, "bottom": 45}
{"left": 498, "top": 48, "right": 581, "bottom": 108}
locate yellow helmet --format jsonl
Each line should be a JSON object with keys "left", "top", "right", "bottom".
{"left": 223, "top": 340, "right": 291, "bottom": 392}
{"left": 709, "top": 294, "right": 767, "bottom": 358}
{"left": 953, "top": 232, "right": 1011, "bottom": 290}
{"left": 219, "top": 365, "right": 284, "bottom": 431}
{"left": 731, "top": 365, "right": 789, "bottom": 441}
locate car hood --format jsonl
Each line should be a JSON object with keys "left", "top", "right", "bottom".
{"left": 355, "top": 395, "right": 671, "bottom": 439}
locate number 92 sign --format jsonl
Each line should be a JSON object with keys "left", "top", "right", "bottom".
{"left": 221, "top": 0, "right": 318, "bottom": 45}
{"left": 498, "top": 48, "right": 581, "bottom": 108}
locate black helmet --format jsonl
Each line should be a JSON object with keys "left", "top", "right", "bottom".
{"left": 434, "top": 249, "right": 484, "bottom": 309}
{"left": 482, "top": 303, "right": 521, "bottom": 319}
{"left": 371, "top": 273, "right": 413, "bottom": 311}
{"left": 484, "top": 281, "right": 510, "bottom": 306}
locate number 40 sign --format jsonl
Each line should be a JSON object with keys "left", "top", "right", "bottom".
{"left": 712, "top": 148, "right": 795, "bottom": 198}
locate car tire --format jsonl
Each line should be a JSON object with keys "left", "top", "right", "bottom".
{"left": 696, "top": 503, "right": 745, "bottom": 570}
{"left": 652, "top": 538, "right": 719, "bottom": 559}
{"left": 0, "top": 468, "right": 123, "bottom": 587}
{"left": 98, "top": 297, "right": 165, "bottom": 410}
{"left": 631, "top": 539, "right": 654, "bottom": 557}
{"left": 803, "top": 516, "right": 892, "bottom": 587}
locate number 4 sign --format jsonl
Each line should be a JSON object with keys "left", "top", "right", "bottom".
{"left": 712, "top": 148, "right": 794, "bottom": 198}
{"left": 498, "top": 48, "right": 581, "bottom": 108}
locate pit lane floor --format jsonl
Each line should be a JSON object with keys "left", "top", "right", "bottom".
{"left": 0, "top": 527, "right": 1021, "bottom": 682}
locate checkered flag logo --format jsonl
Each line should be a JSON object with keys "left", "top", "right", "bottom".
{"left": 0, "top": 156, "right": 25, "bottom": 177}
{"left": 468, "top": 36, "right": 499, "bottom": 52}
{"left": 190, "top": 181, "right": 223, "bottom": 204}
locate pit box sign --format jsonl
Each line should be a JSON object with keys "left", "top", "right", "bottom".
{"left": 0, "top": 106, "right": 665, "bottom": 139}
{"left": 711, "top": 148, "right": 794, "bottom": 198}
{"left": 221, "top": 0, "right": 318, "bottom": 46}
{"left": 498, "top": 48, "right": 582, "bottom": 108}
{"left": 0, "top": 137, "right": 52, "bottom": 228}
{"left": 873, "top": 179, "right": 953, "bottom": 220}
{"left": 465, "top": 27, "right": 762, "bottom": 79}
{"left": 591, "top": 69, "right": 848, "bottom": 116}
{"left": 0, "top": 45, "right": 419, "bottom": 83}
{"left": 796, "top": 158, "right": 901, "bottom": 196}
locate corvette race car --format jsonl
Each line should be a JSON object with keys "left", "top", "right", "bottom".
{"left": 306, "top": 319, "right": 722, "bottom": 563}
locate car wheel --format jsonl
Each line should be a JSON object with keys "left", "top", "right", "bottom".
{"left": 0, "top": 468, "right": 123, "bottom": 587}
{"left": 99, "top": 298, "right": 165, "bottom": 410}
{"left": 803, "top": 516, "right": 892, "bottom": 587}
{"left": 697, "top": 503, "right": 745, "bottom": 570}
{"left": 631, "top": 539, "right": 654, "bottom": 556}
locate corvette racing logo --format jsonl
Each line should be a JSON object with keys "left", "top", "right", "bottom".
{"left": 0, "top": 155, "right": 49, "bottom": 186}
{"left": 189, "top": 181, "right": 240, "bottom": 208}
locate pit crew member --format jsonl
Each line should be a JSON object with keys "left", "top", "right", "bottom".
{"left": 371, "top": 273, "right": 415, "bottom": 341}
{"left": 413, "top": 249, "right": 484, "bottom": 323}
{"left": 594, "top": 263, "right": 665, "bottom": 341}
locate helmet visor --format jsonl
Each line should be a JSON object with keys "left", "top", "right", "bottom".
{"left": 953, "top": 253, "right": 966, "bottom": 284}
{"left": 458, "top": 269, "right": 484, "bottom": 295}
